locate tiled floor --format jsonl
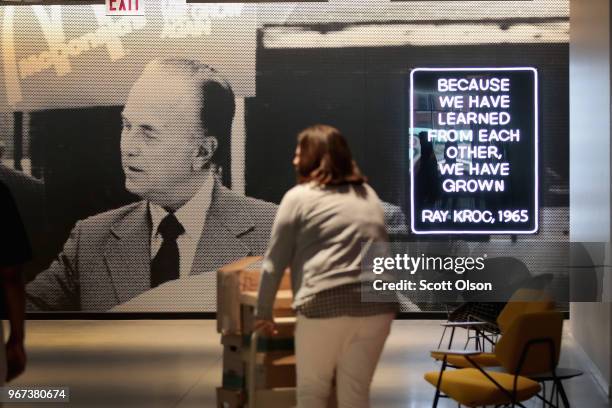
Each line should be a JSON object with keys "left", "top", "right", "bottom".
{"left": 3, "top": 320, "right": 610, "bottom": 407}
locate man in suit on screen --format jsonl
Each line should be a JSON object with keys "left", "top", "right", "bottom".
{"left": 26, "top": 59, "right": 277, "bottom": 311}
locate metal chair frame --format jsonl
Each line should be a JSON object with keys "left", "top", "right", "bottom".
{"left": 431, "top": 337, "right": 569, "bottom": 408}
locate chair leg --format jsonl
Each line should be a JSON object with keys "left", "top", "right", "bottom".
{"left": 438, "top": 326, "right": 448, "bottom": 349}
{"left": 432, "top": 386, "right": 441, "bottom": 407}
{"left": 555, "top": 379, "right": 570, "bottom": 408}
{"left": 433, "top": 359, "right": 448, "bottom": 408}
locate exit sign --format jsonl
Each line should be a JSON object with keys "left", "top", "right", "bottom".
{"left": 106, "top": 0, "right": 144, "bottom": 16}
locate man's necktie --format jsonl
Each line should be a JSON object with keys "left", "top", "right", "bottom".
{"left": 151, "top": 212, "right": 185, "bottom": 288}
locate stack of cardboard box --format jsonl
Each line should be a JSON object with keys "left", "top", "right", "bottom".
{"left": 216, "top": 257, "right": 296, "bottom": 408}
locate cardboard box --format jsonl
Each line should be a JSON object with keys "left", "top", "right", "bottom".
{"left": 238, "top": 353, "right": 296, "bottom": 389}
{"left": 222, "top": 335, "right": 245, "bottom": 380}
{"left": 221, "top": 327, "right": 295, "bottom": 356}
{"left": 221, "top": 334, "right": 295, "bottom": 389}
{"left": 250, "top": 388, "right": 296, "bottom": 408}
{"left": 252, "top": 355, "right": 296, "bottom": 389}
{"left": 240, "top": 302, "right": 294, "bottom": 336}
{"left": 217, "top": 257, "right": 292, "bottom": 335}
{"left": 217, "top": 257, "right": 263, "bottom": 335}
{"left": 224, "top": 364, "right": 296, "bottom": 391}
{"left": 222, "top": 371, "right": 245, "bottom": 390}
{"left": 216, "top": 387, "right": 245, "bottom": 408}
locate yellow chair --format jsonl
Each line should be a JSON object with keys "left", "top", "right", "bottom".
{"left": 432, "top": 288, "right": 555, "bottom": 369}
{"left": 425, "top": 311, "right": 565, "bottom": 408}
{"left": 497, "top": 288, "right": 556, "bottom": 333}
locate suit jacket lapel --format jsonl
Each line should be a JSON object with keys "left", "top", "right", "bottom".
{"left": 105, "top": 202, "right": 151, "bottom": 304}
{"left": 191, "top": 180, "right": 256, "bottom": 275}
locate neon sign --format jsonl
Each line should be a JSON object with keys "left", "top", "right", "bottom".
{"left": 410, "top": 67, "right": 538, "bottom": 234}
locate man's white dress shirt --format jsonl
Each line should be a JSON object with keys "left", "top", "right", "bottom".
{"left": 149, "top": 173, "right": 213, "bottom": 278}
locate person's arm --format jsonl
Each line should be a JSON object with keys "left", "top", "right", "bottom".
{"left": 0, "top": 265, "right": 26, "bottom": 382}
{"left": 0, "top": 183, "right": 29, "bottom": 382}
{"left": 254, "top": 190, "right": 300, "bottom": 322}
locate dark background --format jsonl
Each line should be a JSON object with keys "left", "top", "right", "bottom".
{"left": 29, "top": 106, "right": 136, "bottom": 255}
{"left": 245, "top": 41, "right": 568, "bottom": 215}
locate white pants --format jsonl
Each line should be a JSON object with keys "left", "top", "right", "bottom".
{"left": 295, "top": 313, "right": 394, "bottom": 408}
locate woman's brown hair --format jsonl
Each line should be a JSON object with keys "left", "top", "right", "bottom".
{"left": 295, "top": 124, "right": 366, "bottom": 186}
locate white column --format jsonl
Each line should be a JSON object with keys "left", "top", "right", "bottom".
{"left": 570, "top": 0, "right": 612, "bottom": 397}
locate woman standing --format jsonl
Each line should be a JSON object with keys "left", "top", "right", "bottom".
{"left": 254, "top": 124, "right": 397, "bottom": 408}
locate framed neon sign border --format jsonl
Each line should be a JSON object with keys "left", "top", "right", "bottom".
{"left": 409, "top": 67, "right": 539, "bottom": 235}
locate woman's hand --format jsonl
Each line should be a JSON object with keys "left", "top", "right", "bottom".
{"left": 253, "top": 319, "right": 278, "bottom": 336}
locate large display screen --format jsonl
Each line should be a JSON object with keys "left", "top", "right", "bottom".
{"left": 410, "top": 68, "right": 538, "bottom": 234}
{"left": 0, "top": 0, "right": 569, "bottom": 313}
